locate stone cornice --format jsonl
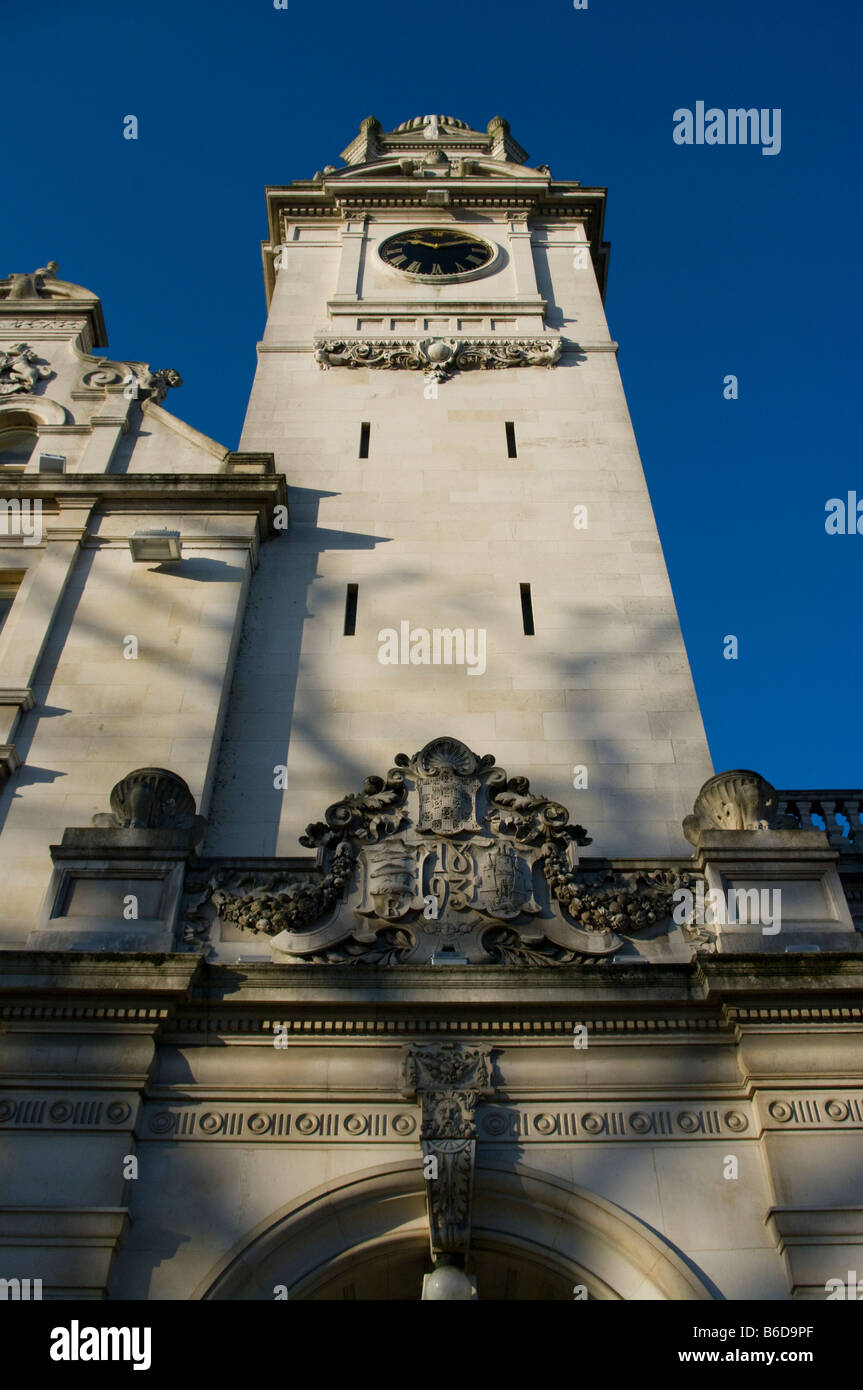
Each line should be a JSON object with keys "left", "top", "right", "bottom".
{"left": 1, "top": 953, "right": 861, "bottom": 1023}
{"left": 0, "top": 294, "right": 107, "bottom": 349}
{"left": 262, "top": 180, "right": 610, "bottom": 304}
{"left": 0, "top": 473, "right": 288, "bottom": 537}
{"left": 325, "top": 296, "right": 548, "bottom": 315}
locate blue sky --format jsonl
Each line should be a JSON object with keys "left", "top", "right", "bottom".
{"left": 4, "top": 0, "right": 861, "bottom": 789}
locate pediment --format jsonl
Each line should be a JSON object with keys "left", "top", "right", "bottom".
{"left": 324, "top": 157, "right": 544, "bottom": 182}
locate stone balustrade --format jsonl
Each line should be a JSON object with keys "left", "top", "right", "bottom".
{"left": 776, "top": 791, "right": 863, "bottom": 851}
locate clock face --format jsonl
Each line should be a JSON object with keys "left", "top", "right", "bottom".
{"left": 379, "top": 228, "right": 495, "bottom": 280}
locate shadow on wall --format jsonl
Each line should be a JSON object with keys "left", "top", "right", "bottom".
{"left": 206, "top": 486, "right": 394, "bottom": 855}
{"left": 205, "top": 478, "right": 708, "bottom": 858}
{"left": 0, "top": 542, "right": 252, "bottom": 844}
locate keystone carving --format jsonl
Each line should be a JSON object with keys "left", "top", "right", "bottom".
{"left": 403, "top": 1043, "right": 493, "bottom": 1260}
{"left": 683, "top": 770, "right": 797, "bottom": 844}
{"left": 313, "top": 336, "right": 562, "bottom": 381}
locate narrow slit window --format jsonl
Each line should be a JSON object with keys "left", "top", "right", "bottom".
{"left": 505, "top": 421, "right": 517, "bottom": 458}
{"left": 520, "top": 582, "right": 535, "bottom": 636}
{"left": 359, "top": 422, "right": 370, "bottom": 459}
{"left": 344, "top": 583, "right": 358, "bottom": 636}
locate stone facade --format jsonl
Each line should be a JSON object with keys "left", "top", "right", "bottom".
{"left": 0, "top": 116, "right": 861, "bottom": 1302}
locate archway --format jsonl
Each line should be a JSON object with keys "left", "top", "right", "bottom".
{"left": 193, "top": 1160, "right": 720, "bottom": 1301}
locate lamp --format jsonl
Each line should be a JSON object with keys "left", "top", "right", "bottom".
{"left": 128, "top": 529, "right": 182, "bottom": 562}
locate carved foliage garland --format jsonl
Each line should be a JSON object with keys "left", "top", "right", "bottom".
{"left": 313, "top": 336, "right": 562, "bottom": 381}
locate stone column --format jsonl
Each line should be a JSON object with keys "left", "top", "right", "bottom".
{"left": 506, "top": 212, "right": 538, "bottom": 300}
{"left": 332, "top": 216, "right": 368, "bottom": 300}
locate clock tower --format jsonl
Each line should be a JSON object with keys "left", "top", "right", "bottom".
{"left": 208, "top": 112, "right": 713, "bottom": 861}
{"left": 2, "top": 110, "right": 861, "bottom": 1308}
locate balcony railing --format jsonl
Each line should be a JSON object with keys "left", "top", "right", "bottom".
{"left": 776, "top": 791, "right": 862, "bottom": 854}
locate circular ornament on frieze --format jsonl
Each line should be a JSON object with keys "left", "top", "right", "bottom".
{"left": 50, "top": 1101, "right": 73, "bottom": 1123}
{"left": 533, "top": 1113, "right": 558, "bottom": 1135}
{"left": 825, "top": 1099, "right": 850, "bottom": 1122}
{"left": 0, "top": 1100, "right": 16, "bottom": 1123}
{"left": 724, "top": 1110, "right": 748, "bottom": 1132}
{"left": 581, "top": 1112, "right": 604, "bottom": 1135}
{"left": 392, "top": 1113, "right": 416, "bottom": 1136}
{"left": 199, "top": 1112, "right": 223, "bottom": 1135}
{"left": 106, "top": 1101, "right": 131, "bottom": 1124}
{"left": 248, "top": 1113, "right": 272, "bottom": 1135}
{"left": 676, "top": 1111, "right": 699, "bottom": 1133}
{"left": 295, "top": 1113, "right": 320, "bottom": 1135}
{"left": 768, "top": 1100, "right": 794, "bottom": 1123}
{"left": 483, "top": 1112, "right": 508, "bottom": 1137}
{"left": 149, "top": 1111, "right": 176, "bottom": 1134}
{"left": 629, "top": 1111, "right": 651, "bottom": 1134}
{"left": 344, "top": 1113, "right": 368, "bottom": 1136}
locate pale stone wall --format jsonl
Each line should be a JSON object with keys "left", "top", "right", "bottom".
{"left": 208, "top": 213, "right": 712, "bottom": 860}
{"left": 0, "top": 529, "right": 253, "bottom": 945}
{"left": 0, "top": 309, "right": 261, "bottom": 946}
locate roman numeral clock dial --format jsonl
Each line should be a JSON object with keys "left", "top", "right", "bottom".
{"left": 379, "top": 228, "right": 495, "bottom": 282}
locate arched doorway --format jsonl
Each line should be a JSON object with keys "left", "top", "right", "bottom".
{"left": 193, "top": 1160, "right": 720, "bottom": 1301}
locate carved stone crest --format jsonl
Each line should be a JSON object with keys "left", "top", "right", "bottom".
{"left": 187, "top": 737, "right": 694, "bottom": 966}
{"left": 411, "top": 737, "right": 485, "bottom": 834}
{"left": 0, "top": 343, "right": 52, "bottom": 396}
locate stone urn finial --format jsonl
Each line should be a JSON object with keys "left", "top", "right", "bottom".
{"left": 683, "top": 770, "right": 793, "bottom": 845}
{"left": 92, "top": 767, "right": 206, "bottom": 844}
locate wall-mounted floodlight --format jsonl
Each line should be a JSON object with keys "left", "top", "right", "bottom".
{"left": 128, "top": 529, "right": 182, "bottom": 562}
{"left": 38, "top": 453, "right": 66, "bottom": 474}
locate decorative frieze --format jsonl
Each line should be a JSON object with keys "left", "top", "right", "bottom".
{"left": 96, "top": 1093, "right": 863, "bottom": 1144}
{"left": 479, "top": 1104, "right": 752, "bottom": 1140}
{"left": 1, "top": 319, "right": 86, "bottom": 332}
{"left": 142, "top": 1102, "right": 418, "bottom": 1141}
{"left": 313, "top": 336, "right": 561, "bottom": 381}
{"left": 759, "top": 1093, "right": 863, "bottom": 1127}
{"left": 0, "top": 1094, "right": 136, "bottom": 1129}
